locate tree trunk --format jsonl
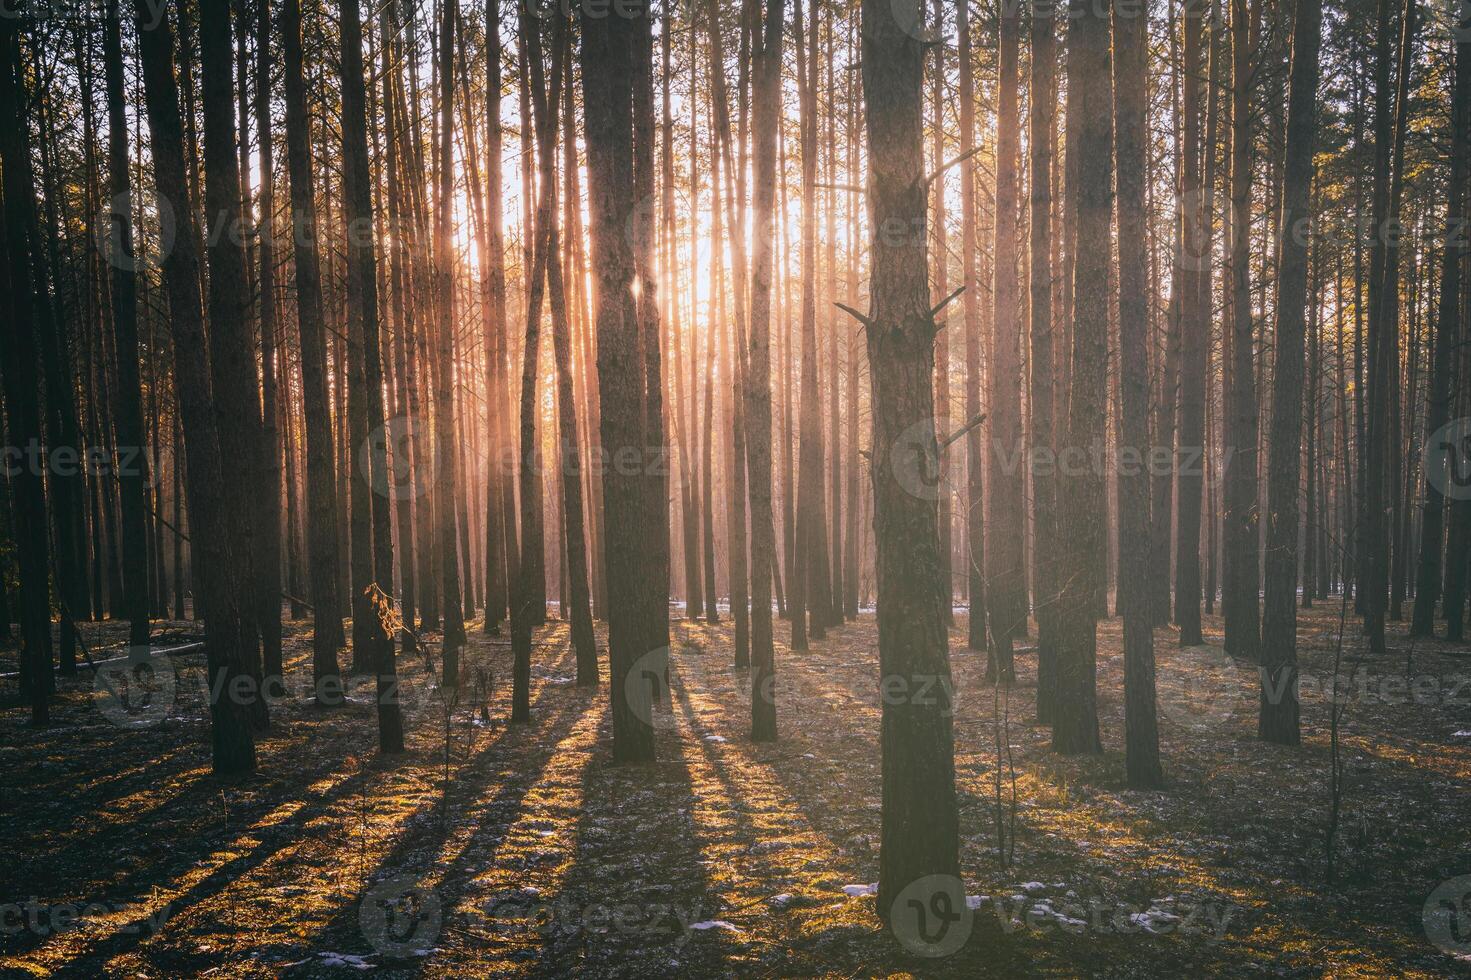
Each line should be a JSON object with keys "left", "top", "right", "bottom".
{"left": 856, "top": 0, "right": 960, "bottom": 923}
{"left": 133, "top": 0, "right": 257, "bottom": 770}
{"left": 200, "top": 0, "right": 270, "bottom": 730}
{"left": 1114, "top": 0, "right": 1164, "bottom": 786}
{"left": 1027, "top": 0, "right": 1055, "bottom": 716}
{"left": 1411, "top": 16, "right": 1468, "bottom": 638}
{"left": 747, "top": 0, "right": 783, "bottom": 742}
{"left": 1222, "top": 0, "right": 1260, "bottom": 662}
{"left": 581, "top": 0, "right": 657, "bottom": 762}
{"left": 987, "top": 0, "right": 1024, "bottom": 682}
{"left": 0, "top": 14, "right": 54, "bottom": 725}
{"left": 253, "top": 0, "right": 284, "bottom": 681}
{"left": 341, "top": 0, "right": 403, "bottom": 751}
{"left": 1174, "top": 0, "right": 1207, "bottom": 646}
{"left": 545, "top": 17, "right": 597, "bottom": 686}
{"left": 104, "top": 0, "right": 151, "bottom": 652}
{"left": 282, "top": 0, "right": 345, "bottom": 697}
{"left": 1052, "top": 0, "right": 1109, "bottom": 756}
{"left": 1259, "top": 0, "right": 1322, "bottom": 744}
{"left": 435, "top": 0, "right": 467, "bottom": 681}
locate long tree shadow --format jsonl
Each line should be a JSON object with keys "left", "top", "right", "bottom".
{"left": 532, "top": 681, "right": 738, "bottom": 977}
{"left": 9, "top": 636, "right": 539, "bottom": 973}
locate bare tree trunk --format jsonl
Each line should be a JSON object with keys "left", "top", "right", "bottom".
{"left": 341, "top": 0, "right": 403, "bottom": 751}
{"left": 1114, "top": 0, "right": 1164, "bottom": 787}
{"left": 0, "top": 15, "right": 54, "bottom": 724}
{"left": 854, "top": 0, "right": 961, "bottom": 923}
{"left": 435, "top": 0, "right": 467, "bottom": 681}
{"left": 1259, "top": 0, "right": 1322, "bottom": 744}
{"left": 200, "top": 0, "right": 271, "bottom": 730}
{"left": 546, "top": 25, "right": 597, "bottom": 684}
{"left": 792, "top": 0, "right": 825, "bottom": 649}
{"left": 748, "top": 0, "right": 783, "bottom": 741}
{"left": 1174, "top": 0, "right": 1207, "bottom": 645}
{"left": 480, "top": 0, "right": 510, "bottom": 636}
{"left": 253, "top": 0, "right": 284, "bottom": 680}
{"left": 1028, "top": 0, "right": 1056, "bottom": 717}
{"left": 1411, "top": 17, "right": 1468, "bottom": 638}
{"left": 633, "top": 8, "right": 671, "bottom": 660}
{"left": 282, "top": 0, "right": 345, "bottom": 696}
{"left": 987, "top": 0, "right": 1024, "bottom": 682}
{"left": 1361, "top": 0, "right": 1414, "bottom": 653}
{"left": 581, "top": 0, "right": 657, "bottom": 762}
{"left": 133, "top": 0, "right": 257, "bottom": 769}
{"left": 1222, "top": 0, "right": 1260, "bottom": 662}
{"left": 1052, "top": 0, "right": 1109, "bottom": 756}
{"left": 103, "top": 0, "right": 151, "bottom": 652}
{"left": 930, "top": 0, "right": 951, "bottom": 630}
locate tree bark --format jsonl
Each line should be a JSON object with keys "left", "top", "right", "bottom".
{"left": 747, "top": 0, "right": 783, "bottom": 742}
{"left": 988, "top": 0, "right": 1024, "bottom": 682}
{"left": 1174, "top": 0, "right": 1207, "bottom": 646}
{"left": 0, "top": 14, "right": 54, "bottom": 725}
{"left": 282, "top": 0, "right": 345, "bottom": 696}
{"left": 1222, "top": 0, "right": 1260, "bottom": 662}
{"left": 133, "top": 0, "right": 257, "bottom": 769}
{"left": 581, "top": 0, "right": 657, "bottom": 761}
{"left": 857, "top": 0, "right": 960, "bottom": 922}
{"left": 103, "top": 0, "right": 151, "bottom": 652}
{"left": 1114, "top": 0, "right": 1164, "bottom": 786}
{"left": 1411, "top": 14, "right": 1468, "bottom": 638}
{"left": 1259, "top": 0, "right": 1322, "bottom": 744}
{"left": 1052, "top": 0, "right": 1109, "bottom": 756}
{"left": 1027, "top": 0, "right": 1056, "bottom": 717}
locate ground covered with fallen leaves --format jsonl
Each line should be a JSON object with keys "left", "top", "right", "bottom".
{"left": 2, "top": 601, "right": 1469, "bottom": 977}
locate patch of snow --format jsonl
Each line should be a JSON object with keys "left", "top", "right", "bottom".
{"left": 965, "top": 895, "right": 989, "bottom": 910}
{"left": 689, "top": 920, "right": 741, "bottom": 932}
{"left": 842, "top": 882, "right": 878, "bottom": 897}
{"left": 317, "top": 952, "right": 374, "bottom": 970}
{"left": 703, "top": 735, "right": 728, "bottom": 743}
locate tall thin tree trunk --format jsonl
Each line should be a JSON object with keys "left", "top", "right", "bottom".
{"left": 1411, "top": 16, "right": 1468, "bottom": 638}
{"left": 342, "top": 0, "right": 403, "bottom": 751}
{"left": 581, "top": 0, "right": 657, "bottom": 762}
{"left": 988, "top": 0, "right": 1024, "bottom": 682}
{"left": 1114, "top": 0, "right": 1164, "bottom": 786}
{"left": 1174, "top": 0, "right": 1208, "bottom": 646}
{"left": 133, "top": 0, "right": 257, "bottom": 769}
{"left": 1222, "top": 0, "right": 1261, "bottom": 661}
{"left": 282, "top": 0, "right": 345, "bottom": 696}
{"left": 855, "top": 0, "right": 961, "bottom": 923}
{"left": 748, "top": 0, "right": 783, "bottom": 742}
{"left": 1027, "top": 0, "right": 1056, "bottom": 717}
{"left": 435, "top": 0, "right": 467, "bottom": 680}
{"left": 0, "top": 14, "right": 54, "bottom": 725}
{"left": 1259, "top": 0, "right": 1322, "bottom": 744}
{"left": 1052, "top": 0, "right": 1109, "bottom": 756}
{"left": 104, "top": 0, "right": 150, "bottom": 651}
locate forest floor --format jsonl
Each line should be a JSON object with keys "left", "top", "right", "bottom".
{"left": 1, "top": 599, "right": 1469, "bottom": 978}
